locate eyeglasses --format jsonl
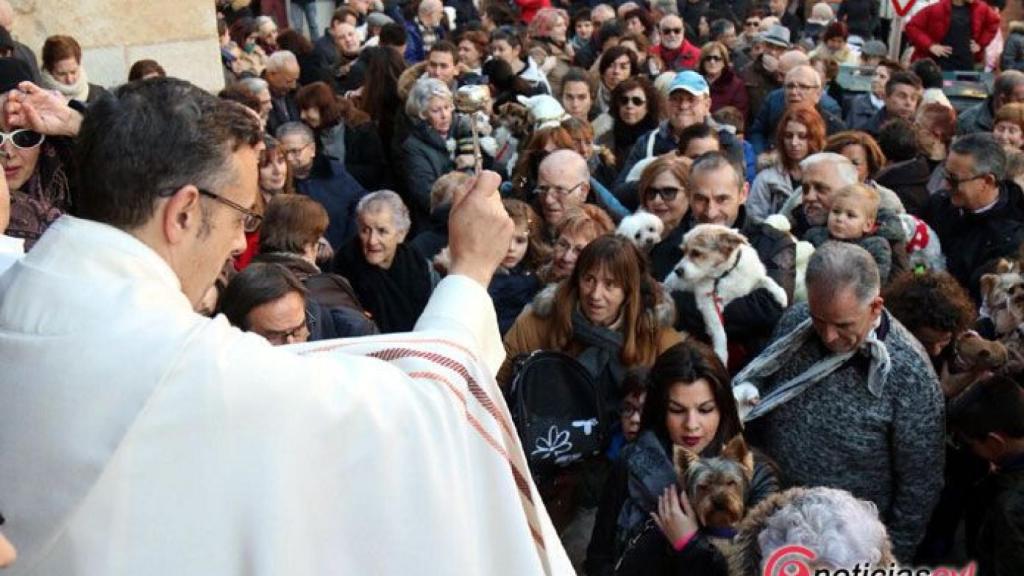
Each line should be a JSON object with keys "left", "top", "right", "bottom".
{"left": 619, "top": 95, "right": 646, "bottom": 107}
{"left": 621, "top": 403, "right": 643, "bottom": 418}
{"left": 784, "top": 82, "right": 819, "bottom": 92}
{"left": 944, "top": 173, "right": 988, "bottom": 190}
{"left": 282, "top": 142, "right": 311, "bottom": 158}
{"left": 534, "top": 181, "right": 585, "bottom": 198}
{"left": 660, "top": 27, "right": 682, "bottom": 35}
{"left": 644, "top": 186, "right": 682, "bottom": 202}
{"left": 704, "top": 55, "right": 724, "bottom": 63}
{"left": 263, "top": 313, "right": 310, "bottom": 345}
{"left": 0, "top": 128, "right": 45, "bottom": 150}
{"left": 197, "top": 188, "right": 263, "bottom": 232}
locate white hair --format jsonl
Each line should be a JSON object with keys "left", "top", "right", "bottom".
{"left": 757, "top": 487, "right": 890, "bottom": 571}
{"left": 418, "top": 0, "right": 442, "bottom": 16}
{"left": 237, "top": 77, "right": 269, "bottom": 96}
{"left": 255, "top": 15, "right": 277, "bottom": 30}
{"left": 800, "top": 152, "right": 859, "bottom": 187}
{"left": 405, "top": 77, "right": 453, "bottom": 120}
{"left": 266, "top": 50, "right": 298, "bottom": 72}
{"left": 356, "top": 190, "right": 412, "bottom": 234}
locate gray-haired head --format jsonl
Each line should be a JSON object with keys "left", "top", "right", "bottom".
{"left": 805, "top": 241, "right": 880, "bottom": 303}
{"left": 275, "top": 121, "right": 314, "bottom": 145}
{"left": 356, "top": 190, "right": 412, "bottom": 234}
{"left": 405, "top": 77, "right": 453, "bottom": 120}
{"left": 690, "top": 151, "right": 744, "bottom": 190}
{"left": 800, "top": 152, "right": 859, "bottom": 187}
{"left": 237, "top": 77, "right": 269, "bottom": 96}
{"left": 266, "top": 50, "right": 298, "bottom": 72}
{"left": 255, "top": 15, "right": 277, "bottom": 31}
{"left": 750, "top": 487, "right": 893, "bottom": 573}
{"left": 950, "top": 133, "right": 1007, "bottom": 181}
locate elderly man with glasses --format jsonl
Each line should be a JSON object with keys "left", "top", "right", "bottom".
{"left": 651, "top": 14, "right": 700, "bottom": 71}
{"left": 923, "top": 133, "right": 1024, "bottom": 300}
{"left": 535, "top": 149, "right": 591, "bottom": 237}
{"left": 748, "top": 63, "right": 846, "bottom": 155}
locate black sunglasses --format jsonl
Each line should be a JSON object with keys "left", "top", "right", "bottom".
{"left": 0, "top": 128, "right": 44, "bottom": 150}
{"left": 704, "top": 55, "right": 723, "bottom": 62}
{"left": 619, "top": 95, "right": 646, "bottom": 106}
{"left": 645, "top": 186, "right": 681, "bottom": 202}
{"left": 661, "top": 27, "right": 682, "bottom": 35}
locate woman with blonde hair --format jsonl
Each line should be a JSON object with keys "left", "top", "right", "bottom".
{"left": 638, "top": 156, "right": 692, "bottom": 281}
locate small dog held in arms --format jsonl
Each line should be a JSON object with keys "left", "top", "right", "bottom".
{"left": 616, "top": 211, "right": 664, "bottom": 252}
{"left": 673, "top": 435, "right": 754, "bottom": 554}
{"left": 664, "top": 224, "right": 788, "bottom": 365}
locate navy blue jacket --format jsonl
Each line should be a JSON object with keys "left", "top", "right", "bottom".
{"left": 294, "top": 156, "right": 368, "bottom": 250}
{"left": 748, "top": 90, "right": 846, "bottom": 154}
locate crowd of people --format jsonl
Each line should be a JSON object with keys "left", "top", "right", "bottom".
{"left": 1, "top": 0, "right": 1024, "bottom": 572}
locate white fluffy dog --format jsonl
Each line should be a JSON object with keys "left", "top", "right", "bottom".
{"left": 616, "top": 211, "right": 664, "bottom": 252}
{"left": 664, "top": 224, "right": 788, "bottom": 365}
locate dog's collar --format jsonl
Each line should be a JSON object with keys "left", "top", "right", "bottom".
{"left": 702, "top": 526, "right": 738, "bottom": 539}
{"left": 712, "top": 249, "right": 744, "bottom": 290}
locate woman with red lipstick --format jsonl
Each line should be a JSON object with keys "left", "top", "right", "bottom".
{"left": 585, "top": 341, "right": 779, "bottom": 576}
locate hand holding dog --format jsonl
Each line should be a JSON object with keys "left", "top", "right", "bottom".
{"left": 652, "top": 487, "right": 698, "bottom": 546}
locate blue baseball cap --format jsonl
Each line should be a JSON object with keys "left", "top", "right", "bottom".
{"left": 669, "top": 70, "right": 709, "bottom": 97}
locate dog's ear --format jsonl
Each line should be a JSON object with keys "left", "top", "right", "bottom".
{"left": 980, "top": 273, "right": 999, "bottom": 300}
{"left": 715, "top": 231, "right": 747, "bottom": 255}
{"left": 721, "top": 434, "right": 755, "bottom": 479}
{"left": 673, "top": 444, "right": 699, "bottom": 480}
{"left": 996, "top": 258, "right": 1015, "bottom": 274}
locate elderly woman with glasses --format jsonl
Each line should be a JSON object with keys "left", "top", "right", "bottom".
{"left": 401, "top": 77, "right": 458, "bottom": 225}
{"left": 699, "top": 41, "right": 748, "bottom": 120}
{"left": 333, "top": 190, "right": 440, "bottom": 334}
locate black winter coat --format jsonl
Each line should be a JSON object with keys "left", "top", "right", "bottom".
{"left": 922, "top": 182, "right": 1024, "bottom": 300}
{"left": 401, "top": 120, "right": 455, "bottom": 226}
{"left": 875, "top": 156, "right": 932, "bottom": 217}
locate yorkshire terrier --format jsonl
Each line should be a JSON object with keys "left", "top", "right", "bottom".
{"left": 673, "top": 435, "right": 755, "bottom": 554}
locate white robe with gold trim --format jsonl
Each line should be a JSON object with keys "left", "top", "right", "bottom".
{"left": 0, "top": 216, "right": 573, "bottom": 575}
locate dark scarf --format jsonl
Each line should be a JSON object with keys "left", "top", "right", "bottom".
{"left": 612, "top": 117, "right": 658, "bottom": 170}
{"left": 7, "top": 141, "right": 72, "bottom": 249}
{"left": 334, "top": 240, "right": 432, "bottom": 333}
{"left": 616, "top": 430, "right": 677, "bottom": 550}
{"left": 571, "top": 307, "right": 626, "bottom": 385}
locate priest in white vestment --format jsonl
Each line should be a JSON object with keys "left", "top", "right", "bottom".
{"left": 0, "top": 79, "right": 573, "bottom": 575}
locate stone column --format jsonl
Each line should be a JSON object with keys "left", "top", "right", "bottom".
{"left": 10, "top": 0, "right": 224, "bottom": 93}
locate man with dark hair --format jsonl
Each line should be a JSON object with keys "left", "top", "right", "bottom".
{"left": 948, "top": 375, "right": 1024, "bottom": 576}
{"left": 709, "top": 18, "right": 750, "bottom": 70}
{"left": 957, "top": 70, "right": 1024, "bottom": 135}
{"left": 670, "top": 152, "right": 795, "bottom": 368}
{"left": 378, "top": 21, "right": 408, "bottom": 51}
{"left": 425, "top": 40, "right": 458, "bottom": 87}
{"left": 923, "top": 133, "right": 1024, "bottom": 298}
{"left": 856, "top": 70, "right": 922, "bottom": 137}
{"left": 874, "top": 118, "right": 931, "bottom": 215}
{"left": 220, "top": 262, "right": 313, "bottom": 345}
{"left": 0, "top": 78, "right": 572, "bottom": 574}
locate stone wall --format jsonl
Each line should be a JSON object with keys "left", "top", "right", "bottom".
{"left": 8, "top": 0, "right": 225, "bottom": 92}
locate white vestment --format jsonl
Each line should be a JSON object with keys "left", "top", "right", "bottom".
{"left": 0, "top": 216, "right": 573, "bottom": 575}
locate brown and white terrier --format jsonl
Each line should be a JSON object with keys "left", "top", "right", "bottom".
{"left": 664, "top": 224, "right": 788, "bottom": 365}
{"left": 673, "top": 435, "right": 755, "bottom": 554}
